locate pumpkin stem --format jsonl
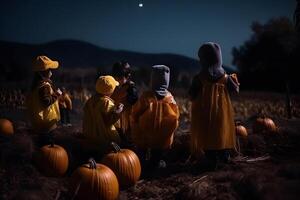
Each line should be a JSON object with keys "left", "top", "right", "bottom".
{"left": 111, "top": 142, "right": 121, "bottom": 153}
{"left": 235, "top": 120, "right": 242, "bottom": 126}
{"left": 49, "top": 138, "right": 55, "bottom": 148}
{"left": 88, "top": 158, "right": 97, "bottom": 169}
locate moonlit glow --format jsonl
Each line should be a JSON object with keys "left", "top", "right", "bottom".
{"left": 139, "top": 3, "right": 143, "bottom": 8}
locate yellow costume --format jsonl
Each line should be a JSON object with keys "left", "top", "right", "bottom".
{"left": 27, "top": 81, "right": 60, "bottom": 132}
{"left": 27, "top": 56, "right": 60, "bottom": 132}
{"left": 82, "top": 75, "right": 121, "bottom": 154}
{"left": 191, "top": 73, "right": 236, "bottom": 154}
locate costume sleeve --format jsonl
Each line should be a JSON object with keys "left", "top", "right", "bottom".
{"left": 126, "top": 82, "right": 139, "bottom": 105}
{"left": 101, "top": 98, "right": 120, "bottom": 125}
{"left": 131, "top": 93, "right": 148, "bottom": 123}
{"left": 169, "top": 99, "right": 180, "bottom": 119}
{"left": 227, "top": 73, "right": 240, "bottom": 93}
{"left": 65, "top": 94, "right": 73, "bottom": 110}
{"left": 38, "top": 82, "right": 58, "bottom": 107}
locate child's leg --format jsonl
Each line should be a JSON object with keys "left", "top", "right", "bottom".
{"left": 35, "top": 129, "right": 56, "bottom": 147}
{"left": 134, "top": 148, "right": 148, "bottom": 167}
{"left": 204, "top": 150, "right": 217, "bottom": 169}
{"left": 149, "top": 148, "right": 166, "bottom": 169}
{"left": 66, "top": 109, "right": 71, "bottom": 124}
{"left": 217, "top": 149, "right": 230, "bottom": 163}
{"left": 60, "top": 108, "right": 65, "bottom": 124}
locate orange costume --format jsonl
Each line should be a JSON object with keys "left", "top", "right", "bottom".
{"left": 131, "top": 91, "right": 179, "bottom": 150}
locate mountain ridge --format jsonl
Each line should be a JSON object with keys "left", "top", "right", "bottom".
{"left": 0, "top": 39, "right": 200, "bottom": 70}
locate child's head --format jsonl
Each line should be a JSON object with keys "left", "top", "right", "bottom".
{"left": 33, "top": 55, "right": 59, "bottom": 79}
{"left": 39, "top": 69, "right": 52, "bottom": 79}
{"left": 198, "top": 42, "right": 222, "bottom": 69}
{"left": 95, "top": 75, "right": 119, "bottom": 96}
{"left": 198, "top": 42, "right": 224, "bottom": 79}
{"left": 33, "top": 55, "right": 59, "bottom": 70}
{"left": 150, "top": 65, "right": 170, "bottom": 97}
{"left": 112, "top": 61, "right": 131, "bottom": 85}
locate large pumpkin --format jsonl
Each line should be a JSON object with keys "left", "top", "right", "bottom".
{"left": 101, "top": 142, "right": 141, "bottom": 188}
{"left": 253, "top": 117, "right": 277, "bottom": 134}
{"left": 71, "top": 158, "right": 119, "bottom": 200}
{"left": 235, "top": 121, "right": 248, "bottom": 137}
{"left": 36, "top": 142, "right": 69, "bottom": 177}
{"left": 0, "top": 118, "right": 14, "bottom": 136}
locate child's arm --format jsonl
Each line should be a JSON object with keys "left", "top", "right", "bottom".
{"left": 131, "top": 93, "right": 148, "bottom": 123}
{"left": 102, "top": 100, "right": 122, "bottom": 125}
{"left": 227, "top": 73, "right": 240, "bottom": 94}
{"left": 170, "top": 103, "right": 180, "bottom": 119}
{"left": 65, "top": 94, "right": 73, "bottom": 110}
{"left": 166, "top": 95, "right": 180, "bottom": 119}
{"left": 38, "top": 81, "right": 58, "bottom": 107}
{"left": 188, "top": 75, "right": 202, "bottom": 101}
{"left": 126, "top": 82, "right": 139, "bottom": 105}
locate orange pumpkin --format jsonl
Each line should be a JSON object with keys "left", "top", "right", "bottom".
{"left": 101, "top": 142, "right": 141, "bottom": 188}
{"left": 71, "top": 158, "right": 119, "bottom": 200}
{"left": 0, "top": 118, "right": 14, "bottom": 136}
{"left": 36, "top": 142, "right": 69, "bottom": 177}
{"left": 253, "top": 117, "right": 277, "bottom": 134}
{"left": 235, "top": 121, "right": 248, "bottom": 137}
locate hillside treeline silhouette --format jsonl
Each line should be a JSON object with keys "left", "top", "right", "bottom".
{"left": 232, "top": 17, "right": 299, "bottom": 93}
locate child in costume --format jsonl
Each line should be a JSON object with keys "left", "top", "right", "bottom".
{"left": 131, "top": 65, "right": 180, "bottom": 169}
{"left": 189, "top": 42, "right": 240, "bottom": 169}
{"left": 27, "top": 55, "right": 61, "bottom": 146}
{"left": 58, "top": 87, "right": 72, "bottom": 127}
{"left": 111, "top": 61, "right": 138, "bottom": 145}
{"left": 83, "top": 75, "right": 124, "bottom": 156}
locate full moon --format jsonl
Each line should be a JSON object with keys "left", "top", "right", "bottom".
{"left": 139, "top": 3, "right": 143, "bottom": 8}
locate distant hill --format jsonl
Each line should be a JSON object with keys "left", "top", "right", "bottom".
{"left": 0, "top": 39, "right": 200, "bottom": 70}
{"left": 0, "top": 40, "right": 235, "bottom": 86}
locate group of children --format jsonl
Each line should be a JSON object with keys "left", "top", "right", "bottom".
{"left": 26, "top": 42, "right": 239, "bottom": 170}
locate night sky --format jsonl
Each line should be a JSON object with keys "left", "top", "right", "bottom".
{"left": 0, "top": 0, "right": 296, "bottom": 66}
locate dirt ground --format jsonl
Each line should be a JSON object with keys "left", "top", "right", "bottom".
{"left": 1, "top": 92, "right": 300, "bottom": 200}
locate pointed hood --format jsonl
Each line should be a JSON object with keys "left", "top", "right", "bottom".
{"left": 198, "top": 42, "right": 225, "bottom": 80}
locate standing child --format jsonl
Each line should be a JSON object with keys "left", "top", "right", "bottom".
{"left": 189, "top": 42, "right": 240, "bottom": 169}
{"left": 83, "top": 75, "right": 124, "bottom": 156}
{"left": 58, "top": 87, "right": 72, "bottom": 127}
{"left": 131, "top": 65, "right": 180, "bottom": 169}
{"left": 26, "top": 56, "right": 61, "bottom": 146}
{"left": 110, "top": 61, "right": 138, "bottom": 145}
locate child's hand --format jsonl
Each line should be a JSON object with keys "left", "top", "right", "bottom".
{"left": 230, "top": 73, "right": 240, "bottom": 85}
{"left": 56, "top": 88, "right": 63, "bottom": 95}
{"left": 114, "top": 103, "right": 124, "bottom": 114}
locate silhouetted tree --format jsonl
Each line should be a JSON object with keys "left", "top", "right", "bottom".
{"left": 232, "top": 17, "right": 299, "bottom": 92}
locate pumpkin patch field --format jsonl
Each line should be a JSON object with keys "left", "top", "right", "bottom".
{"left": 1, "top": 91, "right": 300, "bottom": 200}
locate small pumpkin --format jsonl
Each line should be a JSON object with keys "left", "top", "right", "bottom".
{"left": 235, "top": 121, "right": 248, "bottom": 137}
{"left": 0, "top": 118, "right": 14, "bottom": 136}
{"left": 101, "top": 142, "right": 141, "bottom": 188}
{"left": 36, "top": 142, "right": 69, "bottom": 177}
{"left": 253, "top": 116, "right": 277, "bottom": 134}
{"left": 71, "top": 158, "right": 119, "bottom": 200}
